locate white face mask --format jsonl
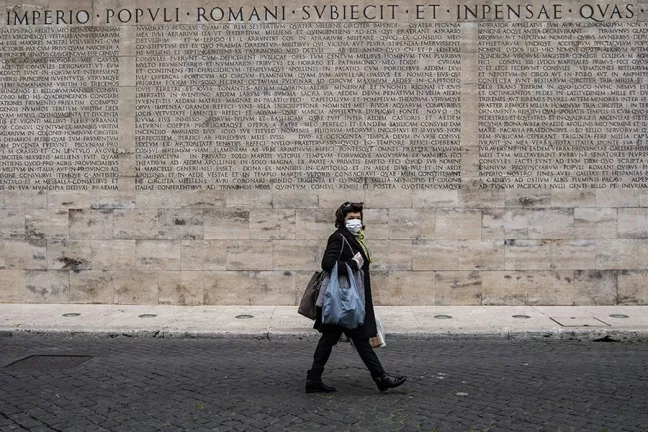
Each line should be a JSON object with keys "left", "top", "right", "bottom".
{"left": 345, "top": 219, "right": 362, "bottom": 235}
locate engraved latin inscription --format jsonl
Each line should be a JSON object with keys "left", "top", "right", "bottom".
{"left": 134, "top": 22, "right": 462, "bottom": 191}
{"left": 0, "top": 27, "right": 120, "bottom": 191}
{"left": 3, "top": 10, "right": 647, "bottom": 194}
{"left": 478, "top": 21, "right": 648, "bottom": 190}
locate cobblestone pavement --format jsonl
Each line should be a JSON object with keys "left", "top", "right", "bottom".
{"left": 1, "top": 336, "right": 647, "bottom": 432}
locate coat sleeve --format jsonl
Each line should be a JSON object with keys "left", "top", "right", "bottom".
{"left": 321, "top": 233, "right": 358, "bottom": 276}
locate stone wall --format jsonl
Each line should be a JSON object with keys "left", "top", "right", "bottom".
{"left": 1, "top": 0, "right": 647, "bottom": 305}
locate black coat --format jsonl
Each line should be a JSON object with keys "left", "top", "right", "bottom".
{"left": 314, "top": 228, "right": 377, "bottom": 340}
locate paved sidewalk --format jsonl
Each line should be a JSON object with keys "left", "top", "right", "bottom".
{"left": 1, "top": 304, "right": 647, "bottom": 340}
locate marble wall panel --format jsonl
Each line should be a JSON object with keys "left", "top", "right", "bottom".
{"left": 369, "top": 240, "right": 412, "bottom": 271}
{"left": 180, "top": 240, "right": 227, "bottom": 271}
{"left": 482, "top": 271, "right": 529, "bottom": 306}
{"left": 481, "top": 210, "right": 528, "bottom": 240}
{"left": 69, "top": 210, "right": 114, "bottom": 240}
{"left": 113, "top": 209, "right": 158, "bottom": 239}
{"left": 412, "top": 190, "right": 459, "bottom": 209}
{"left": 573, "top": 209, "right": 618, "bottom": 239}
{"left": 365, "top": 189, "right": 412, "bottom": 209}
{"left": 248, "top": 271, "right": 296, "bottom": 306}
{"left": 272, "top": 190, "right": 319, "bottom": 209}
{"left": 204, "top": 209, "right": 250, "bottom": 240}
{"left": 641, "top": 191, "right": 648, "bottom": 208}
{"left": 114, "top": 271, "right": 159, "bottom": 305}
{"left": 368, "top": 270, "right": 391, "bottom": 306}
{"left": 93, "top": 240, "right": 137, "bottom": 271}
{"left": 226, "top": 241, "right": 273, "bottom": 271}
{"left": 436, "top": 209, "right": 482, "bottom": 240}
{"left": 26, "top": 210, "right": 68, "bottom": 240}
{"left": 1, "top": 0, "right": 648, "bottom": 305}
{"left": 550, "top": 240, "right": 597, "bottom": 271}
{"left": 4, "top": 191, "right": 47, "bottom": 209}
{"left": 0, "top": 271, "right": 26, "bottom": 303}
{"left": 527, "top": 209, "right": 575, "bottom": 240}
{"left": 525, "top": 271, "right": 575, "bottom": 306}
{"left": 572, "top": 271, "right": 618, "bottom": 306}
{"left": 363, "top": 209, "right": 389, "bottom": 240}
{"left": 70, "top": 271, "right": 114, "bottom": 304}
{"left": 156, "top": 209, "right": 204, "bottom": 240}
{"left": 412, "top": 240, "right": 458, "bottom": 271}
{"left": 24, "top": 270, "right": 69, "bottom": 303}
{"left": 505, "top": 191, "right": 551, "bottom": 209}
{"left": 618, "top": 271, "right": 648, "bottom": 305}
{"left": 136, "top": 240, "right": 182, "bottom": 271}
{"left": 551, "top": 190, "right": 596, "bottom": 208}
{"left": 225, "top": 190, "right": 272, "bottom": 209}
{"left": 2, "top": 240, "right": 47, "bottom": 270}
{"left": 249, "top": 209, "right": 296, "bottom": 240}
{"left": 596, "top": 190, "right": 641, "bottom": 208}
{"left": 0, "top": 210, "right": 25, "bottom": 240}
{"left": 318, "top": 191, "right": 366, "bottom": 209}
{"left": 136, "top": 190, "right": 226, "bottom": 209}
{"left": 296, "top": 210, "right": 336, "bottom": 240}
{"left": 435, "top": 271, "right": 482, "bottom": 306}
{"left": 159, "top": 271, "right": 204, "bottom": 306}
{"left": 505, "top": 240, "right": 551, "bottom": 271}
{"left": 47, "top": 192, "right": 93, "bottom": 210}
{"left": 203, "top": 271, "right": 252, "bottom": 305}
{"left": 91, "top": 187, "right": 137, "bottom": 211}
{"left": 482, "top": 270, "right": 576, "bottom": 306}
{"left": 47, "top": 240, "right": 93, "bottom": 271}
{"left": 618, "top": 209, "right": 648, "bottom": 239}
{"left": 596, "top": 240, "right": 648, "bottom": 270}
{"left": 457, "top": 240, "right": 505, "bottom": 271}
{"left": 380, "top": 271, "right": 436, "bottom": 306}
{"left": 273, "top": 240, "right": 320, "bottom": 271}
{"left": 388, "top": 209, "right": 435, "bottom": 240}
{"left": 460, "top": 182, "right": 505, "bottom": 208}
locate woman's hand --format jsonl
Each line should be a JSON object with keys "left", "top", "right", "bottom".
{"left": 351, "top": 252, "right": 364, "bottom": 269}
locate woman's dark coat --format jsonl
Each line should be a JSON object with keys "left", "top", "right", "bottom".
{"left": 314, "top": 227, "right": 377, "bottom": 340}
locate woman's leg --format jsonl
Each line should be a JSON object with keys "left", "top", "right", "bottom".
{"left": 350, "top": 336, "right": 385, "bottom": 378}
{"left": 306, "top": 330, "right": 343, "bottom": 393}
{"left": 311, "top": 330, "right": 344, "bottom": 374}
{"left": 351, "top": 336, "right": 406, "bottom": 391}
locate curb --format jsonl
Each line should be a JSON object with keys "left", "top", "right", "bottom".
{"left": 3, "top": 327, "right": 648, "bottom": 342}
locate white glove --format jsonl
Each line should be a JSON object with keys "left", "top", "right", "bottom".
{"left": 351, "top": 252, "right": 364, "bottom": 269}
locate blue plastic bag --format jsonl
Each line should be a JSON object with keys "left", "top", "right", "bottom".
{"left": 322, "top": 263, "right": 366, "bottom": 329}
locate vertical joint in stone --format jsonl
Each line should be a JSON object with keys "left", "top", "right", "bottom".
{"left": 460, "top": 23, "right": 479, "bottom": 185}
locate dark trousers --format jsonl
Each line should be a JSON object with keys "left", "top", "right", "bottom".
{"left": 311, "top": 330, "right": 385, "bottom": 378}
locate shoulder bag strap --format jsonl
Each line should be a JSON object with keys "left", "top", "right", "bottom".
{"left": 339, "top": 234, "right": 354, "bottom": 257}
{"left": 337, "top": 234, "right": 345, "bottom": 260}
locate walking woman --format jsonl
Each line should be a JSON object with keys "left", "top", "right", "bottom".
{"left": 306, "top": 202, "right": 407, "bottom": 393}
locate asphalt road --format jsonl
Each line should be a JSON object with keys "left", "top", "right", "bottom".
{"left": 1, "top": 335, "right": 647, "bottom": 432}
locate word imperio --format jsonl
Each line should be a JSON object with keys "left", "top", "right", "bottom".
{"left": 6, "top": 9, "right": 90, "bottom": 25}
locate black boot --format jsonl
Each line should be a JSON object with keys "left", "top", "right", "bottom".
{"left": 373, "top": 373, "right": 407, "bottom": 392}
{"left": 305, "top": 369, "right": 336, "bottom": 393}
